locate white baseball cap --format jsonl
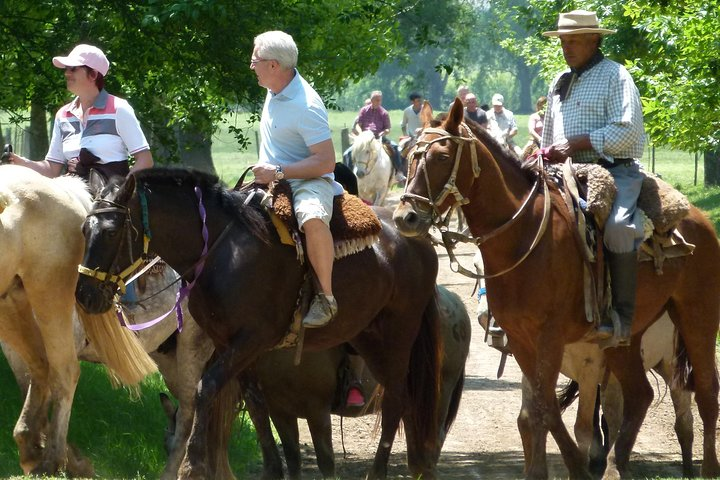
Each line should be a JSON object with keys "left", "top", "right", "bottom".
{"left": 491, "top": 93, "right": 504, "bottom": 106}
{"left": 52, "top": 44, "right": 110, "bottom": 76}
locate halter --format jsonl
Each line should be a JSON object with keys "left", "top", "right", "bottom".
{"left": 400, "top": 125, "right": 480, "bottom": 228}
{"left": 77, "top": 190, "right": 151, "bottom": 295}
{"left": 401, "top": 125, "right": 551, "bottom": 279}
{"left": 78, "top": 184, "right": 233, "bottom": 332}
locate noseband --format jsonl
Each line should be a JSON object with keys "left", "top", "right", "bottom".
{"left": 77, "top": 193, "right": 150, "bottom": 295}
{"left": 400, "top": 125, "right": 480, "bottom": 228}
{"left": 400, "top": 124, "right": 551, "bottom": 279}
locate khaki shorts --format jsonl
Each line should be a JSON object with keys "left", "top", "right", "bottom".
{"left": 288, "top": 177, "right": 334, "bottom": 229}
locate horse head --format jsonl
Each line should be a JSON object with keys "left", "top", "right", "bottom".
{"left": 76, "top": 174, "right": 142, "bottom": 314}
{"left": 351, "top": 130, "right": 382, "bottom": 179}
{"left": 393, "top": 98, "right": 482, "bottom": 236}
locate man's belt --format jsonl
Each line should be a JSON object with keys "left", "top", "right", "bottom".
{"left": 598, "top": 158, "right": 634, "bottom": 169}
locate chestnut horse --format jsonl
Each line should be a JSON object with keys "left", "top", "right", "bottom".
{"left": 75, "top": 168, "right": 443, "bottom": 480}
{"left": 393, "top": 99, "right": 720, "bottom": 479}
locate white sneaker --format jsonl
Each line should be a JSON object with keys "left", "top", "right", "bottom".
{"left": 302, "top": 294, "right": 338, "bottom": 329}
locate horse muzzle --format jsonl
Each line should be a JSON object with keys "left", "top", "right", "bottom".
{"left": 392, "top": 201, "right": 432, "bottom": 237}
{"left": 75, "top": 276, "right": 116, "bottom": 314}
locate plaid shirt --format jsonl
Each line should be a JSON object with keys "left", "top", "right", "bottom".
{"left": 541, "top": 57, "right": 645, "bottom": 164}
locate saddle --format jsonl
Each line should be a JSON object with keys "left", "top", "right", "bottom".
{"left": 264, "top": 180, "right": 382, "bottom": 354}
{"left": 552, "top": 160, "right": 695, "bottom": 326}
{"left": 269, "top": 180, "right": 382, "bottom": 261}
{"left": 555, "top": 162, "right": 694, "bottom": 271}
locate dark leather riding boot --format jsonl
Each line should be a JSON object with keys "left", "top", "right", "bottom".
{"left": 605, "top": 251, "right": 638, "bottom": 347}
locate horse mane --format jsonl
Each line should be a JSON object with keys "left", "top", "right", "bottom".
{"left": 126, "top": 168, "right": 269, "bottom": 241}
{"left": 461, "top": 119, "right": 538, "bottom": 183}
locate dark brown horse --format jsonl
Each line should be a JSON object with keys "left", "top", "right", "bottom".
{"left": 75, "top": 168, "right": 443, "bottom": 480}
{"left": 393, "top": 99, "right": 720, "bottom": 479}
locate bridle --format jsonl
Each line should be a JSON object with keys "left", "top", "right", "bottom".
{"left": 78, "top": 183, "right": 235, "bottom": 331}
{"left": 400, "top": 124, "right": 551, "bottom": 279}
{"left": 77, "top": 194, "right": 149, "bottom": 295}
{"left": 354, "top": 137, "right": 382, "bottom": 175}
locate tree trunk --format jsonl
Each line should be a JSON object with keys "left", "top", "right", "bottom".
{"left": 516, "top": 60, "right": 535, "bottom": 114}
{"left": 28, "top": 101, "right": 49, "bottom": 159}
{"left": 175, "top": 125, "right": 216, "bottom": 175}
{"left": 704, "top": 149, "right": 720, "bottom": 186}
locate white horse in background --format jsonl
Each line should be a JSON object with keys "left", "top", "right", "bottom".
{"left": 350, "top": 130, "right": 393, "bottom": 205}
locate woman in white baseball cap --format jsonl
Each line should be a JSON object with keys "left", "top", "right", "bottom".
{"left": 6, "top": 43, "right": 153, "bottom": 180}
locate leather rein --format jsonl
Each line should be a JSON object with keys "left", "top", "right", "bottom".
{"left": 400, "top": 125, "right": 551, "bottom": 279}
{"left": 78, "top": 184, "right": 234, "bottom": 331}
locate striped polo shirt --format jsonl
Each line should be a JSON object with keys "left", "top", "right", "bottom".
{"left": 46, "top": 89, "right": 150, "bottom": 166}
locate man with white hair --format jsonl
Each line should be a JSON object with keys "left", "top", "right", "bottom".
{"left": 542, "top": 10, "right": 646, "bottom": 347}
{"left": 251, "top": 30, "right": 340, "bottom": 329}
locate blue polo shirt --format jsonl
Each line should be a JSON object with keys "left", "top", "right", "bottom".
{"left": 259, "top": 70, "right": 332, "bottom": 169}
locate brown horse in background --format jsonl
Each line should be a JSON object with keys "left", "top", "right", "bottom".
{"left": 75, "top": 168, "right": 444, "bottom": 480}
{"left": 393, "top": 99, "right": 720, "bottom": 479}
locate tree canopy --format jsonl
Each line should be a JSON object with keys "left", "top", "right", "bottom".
{"left": 0, "top": 0, "right": 401, "bottom": 164}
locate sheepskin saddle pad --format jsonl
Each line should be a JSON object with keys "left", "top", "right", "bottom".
{"left": 270, "top": 180, "right": 382, "bottom": 260}
{"left": 546, "top": 162, "right": 694, "bottom": 272}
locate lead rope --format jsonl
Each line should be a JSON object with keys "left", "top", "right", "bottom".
{"left": 119, "top": 186, "right": 211, "bottom": 332}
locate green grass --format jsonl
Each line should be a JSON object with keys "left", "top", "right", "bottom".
{"left": 0, "top": 356, "right": 261, "bottom": 479}
{"left": 210, "top": 110, "right": 720, "bottom": 232}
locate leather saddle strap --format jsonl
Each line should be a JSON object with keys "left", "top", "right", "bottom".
{"left": 562, "top": 160, "right": 601, "bottom": 324}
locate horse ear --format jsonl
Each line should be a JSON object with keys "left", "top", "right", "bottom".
{"left": 445, "top": 98, "right": 465, "bottom": 134}
{"left": 116, "top": 174, "right": 137, "bottom": 204}
{"left": 87, "top": 169, "right": 106, "bottom": 197}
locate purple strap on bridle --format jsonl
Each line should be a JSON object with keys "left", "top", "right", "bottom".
{"left": 118, "top": 186, "right": 209, "bottom": 333}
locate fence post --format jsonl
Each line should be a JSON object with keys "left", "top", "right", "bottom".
{"left": 651, "top": 145, "right": 655, "bottom": 174}
{"left": 341, "top": 127, "right": 350, "bottom": 153}
{"left": 255, "top": 130, "right": 260, "bottom": 159}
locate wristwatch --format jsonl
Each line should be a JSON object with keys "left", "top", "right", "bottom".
{"left": 274, "top": 165, "right": 285, "bottom": 181}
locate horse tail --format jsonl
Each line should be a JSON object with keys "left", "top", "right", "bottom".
{"left": 406, "top": 292, "right": 443, "bottom": 455}
{"left": 208, "top": 374, "right": 241, "bottom": 480}
{"left": 558, "top": 379, "right": 580, "bottom": 412}
{"left": 443, "top": 365, "right": 465, "bottom": 434}
{"left": 672, "top": 331, "right": 694, "bottom": 391}
{"left": 76, "top": 307, "right": 157, "bottom": 388}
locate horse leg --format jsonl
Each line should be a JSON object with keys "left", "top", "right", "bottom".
{"left": 668, "top": 304, "right": 720, "bottom": 477}
{"left": 155, "top": 319, "right": 216, "bottom": 480}
{"left": 573, "top": 373, "right": 602, "bottom": 471}
{"left": 179, "top": 333, "right": 264, "bottom": 479}
{"left": 599, "top": 375, "right": 624, "bottom": 480}
{"left": 0, "top": 294, "right": 50, "bottom": 473}
{"left": 272, "top": 413, "right": 302, "bottom": 480}
{"left": 517, "top": 341, "right": 590, "bottom": 480}
{"left": 239, "top": 373, "right": 284, "bottom": 480}
{"left": 29, "top": 293, "right": 81, "bottom": 475}
{"left": 365, "top": 386, "right": 404, "bottom": 480}
{"left": 517, "top": 374, "right": 534, "bottom": 474}
{"left": 604, "top": 343, "right": 653, "bottom": 478}
{"left": 655, "top": 357, "right": 695, "bottom": 477}
{"left": 306, "top": 413, "right": 336, "bottom": 479}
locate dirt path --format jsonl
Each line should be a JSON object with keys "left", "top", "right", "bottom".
{"left": 290, "top": 195, "right": 709, "bottom": 479}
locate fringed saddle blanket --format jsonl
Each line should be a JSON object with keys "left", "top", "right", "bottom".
{"left": 270, "top": 180, "right": 382, "bottom": 262}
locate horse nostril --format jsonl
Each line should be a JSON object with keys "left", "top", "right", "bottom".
{"left": 405, "top": 211, "right": 418, "bottom": 226}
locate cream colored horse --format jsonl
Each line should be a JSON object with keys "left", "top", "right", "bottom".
{"left": 0, "top": 165, "right": 156, "bottom": 476}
